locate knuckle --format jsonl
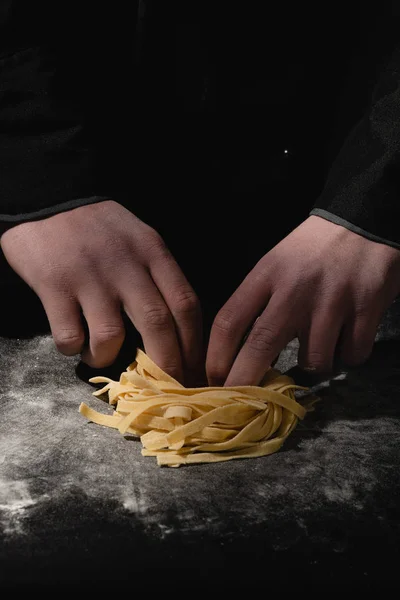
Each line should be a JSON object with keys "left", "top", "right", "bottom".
{"left": 53, "top": 329, "right": 85, "bottom": 354}
{"left": 212, "top": 309, "right": 237, "bottom": 339}
{"left": 353, "top": 285, "right": 378, "bottom": 316}
{"left": 92, "top": 324, "right": 125, "bottom": 346}
{"left": 171, "top": 289, "right": 200, "bottom": 318}
{"left": 158, "top": 362, "right": 182, "bottom": 380}
{"left": 143, "top": 230, "right": 168, "bottom": 258}
{"left": 299, "top": 351, "right": 330, "bottom": 372}
{"left": 142, "top": 303, "right": 172, "bottom": 330}
{"left": 40, "top": 266, "right": 69, "bottom": 290}
{"left": 247, "top": 324, "right": 277, "bottom": 355}
{"left": 353, "top": 297, "right": 370, "bottom": 318}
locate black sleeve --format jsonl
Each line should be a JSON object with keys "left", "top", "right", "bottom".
{"left": 310, "top": 36, "right": 400, "bottom": 250}
{"left": 0, "top": 0, "right": 142, "bottom": 235}
{"left": 0, "top": 42, "right": 112, "bottom": 236}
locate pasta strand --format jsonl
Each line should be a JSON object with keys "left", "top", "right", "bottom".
{"left": 79, "top": 348, "right": 312, "bottom": 467}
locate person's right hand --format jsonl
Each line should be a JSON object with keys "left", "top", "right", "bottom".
{"left": 0, "top": 200, "right": 202, "bottom": 383}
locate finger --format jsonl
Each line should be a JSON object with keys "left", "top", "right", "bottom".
{"left": 224, "top": 293, "right": 296, "bottom": 386}
{"left": 150, "top": 250, "right": 203, "bottom": 378}
{"left": 79, "top": 292, "right": 126, "bottom": 368}
{"left": 121, "top": 270, "right": 184, "bottom": 382}
{"left": 206, "top": 268, "right": 272, "bottom": 386}
{"left": 339, "top": 311, "right": 381, "bottom": 367}
{"left": 40, "top": 292, "right": 85, "bottom": 357}
{"left": 297, "top": 308, "right": 343, "bottom": 374}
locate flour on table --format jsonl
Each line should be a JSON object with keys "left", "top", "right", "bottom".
{"left": 0, "top": 479, "right": 42, "bottom": 535}
{"left": 1, "top": 325, "right": 400, "bottom": 547}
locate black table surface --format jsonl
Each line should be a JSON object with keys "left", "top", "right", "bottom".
{"left": 1, "top": 284, "right": 400, "bottom": 592}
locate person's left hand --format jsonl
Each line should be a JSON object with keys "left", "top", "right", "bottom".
{"left": 206, "top": 216, "right": 400, "bottom": 386}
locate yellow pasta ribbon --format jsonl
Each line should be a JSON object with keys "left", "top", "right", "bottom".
{"left": 79, "top": 348, "right": 312, "bottom": 467}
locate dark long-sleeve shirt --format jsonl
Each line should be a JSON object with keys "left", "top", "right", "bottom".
{"left": 1, "top": 1, "right": 400, "bottom": 251}
{"left": 0, "top": 1, "right": 139, "bottom": 234}
{"left": 310, "top": 41, "right": 400, "bottom": 250}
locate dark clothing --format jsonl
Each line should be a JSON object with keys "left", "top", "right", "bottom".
{"left": 0, "top": 1, "right": 400, "bottom": 251}
{"left": 310, "top": 42, "right": 400, "bottom": 251}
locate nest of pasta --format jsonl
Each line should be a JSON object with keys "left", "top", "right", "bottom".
{"left": 79, "top": 348, "right": 310, "bottom": 467}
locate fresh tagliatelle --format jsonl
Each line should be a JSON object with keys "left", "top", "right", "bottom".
{"left": 79, "top": 348, "right": 312, "bottom": 467}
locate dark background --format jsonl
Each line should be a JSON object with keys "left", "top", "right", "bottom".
{"left": 0, "top": 3, "right": 400, "bottom": 591}
{"left": 1, "top": 1, "right": 398, "bottom": 338}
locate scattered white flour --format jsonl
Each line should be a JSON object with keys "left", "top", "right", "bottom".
{"left": 324, "top": 479, "right": 356, "bottom": 503}
{"left": 120, "top": 485, "right": 148, "bottom": 514}
{"left": 0, "top": 480, "right": 38, "bottom": 536}
{"left": 0, "top": 326, "right": 399, "bottom": 545}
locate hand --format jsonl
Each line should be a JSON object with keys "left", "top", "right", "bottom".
{"left": 206, "top": 215, "right": 400, "bottom": 386}
{"left": 1, "top": 200, "right": 202, "bottom": 382}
